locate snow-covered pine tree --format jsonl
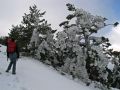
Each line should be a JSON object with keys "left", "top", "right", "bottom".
{"left": 56, "top": 21, "right": 90, "bottom": 83}
{"left": 55, "top": 3, "right": 118, "bottom": 89}
{"left": 21, "top": 5, "right": 46, "bottom": 54}
{"left": 29, "top": 17, "right": 57, "bottom": 62}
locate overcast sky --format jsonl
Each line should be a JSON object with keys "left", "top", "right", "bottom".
{"left": 0, "top": 0, "right": 120, "bottom": 50}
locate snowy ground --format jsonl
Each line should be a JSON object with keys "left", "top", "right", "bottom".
{"left": 0, "top": 45, "right": 118, "bottom": 90}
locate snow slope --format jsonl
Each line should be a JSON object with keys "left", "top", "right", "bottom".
{"left": 0, "top": 45, "right": 117, "bottom": 90}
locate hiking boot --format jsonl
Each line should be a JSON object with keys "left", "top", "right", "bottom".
{"left": 6, "top": 70, "right": 9, "bottom": 73}
{"left": 12, "top": 72, "right": 16, "bottom": 75}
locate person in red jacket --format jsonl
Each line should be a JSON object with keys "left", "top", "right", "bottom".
{"left": 6, "top": 38, "right": 19, "bottom": 75}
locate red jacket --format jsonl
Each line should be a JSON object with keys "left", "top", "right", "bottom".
{"left": 7, "top": 41, "right": 16, "bottom": 53}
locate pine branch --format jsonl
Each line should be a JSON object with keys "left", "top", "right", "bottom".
{"left": 59, "top": 21, "right": 69, "bottom": 27}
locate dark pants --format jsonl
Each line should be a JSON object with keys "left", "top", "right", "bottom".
{"left": 6, "top": 52, "right": 17, "bottom": 73}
